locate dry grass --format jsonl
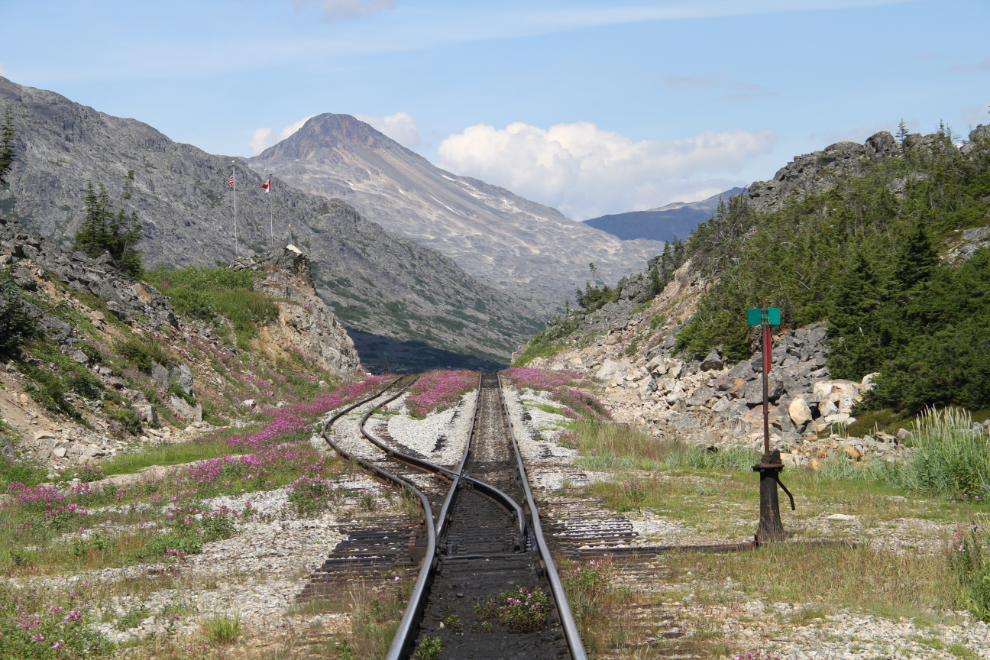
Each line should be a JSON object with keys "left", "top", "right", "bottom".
{"left": 658, "top": 540, "right": 963, "bottom": 623}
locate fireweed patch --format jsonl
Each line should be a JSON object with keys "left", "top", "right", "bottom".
{"left": 404, "top": 370, "right": 477, "bottom": 418}
{"left": 0, "top": 582, "right": 110, "bottom": 659}
{"left": 1, "top": 376, "right": 393, "bottom": 570}
{"left": 502, "top": 368, "right": 610, "bottom": 421}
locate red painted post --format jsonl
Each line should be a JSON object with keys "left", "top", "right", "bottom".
{"left": 762, "top": 321, "right": 771, "bottom": 456}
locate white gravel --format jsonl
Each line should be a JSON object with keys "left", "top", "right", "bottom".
{"left": 385, "top": 389, "right": 477, "bottom": 466}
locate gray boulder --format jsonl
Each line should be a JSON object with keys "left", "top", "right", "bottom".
{"left": 170, "top": 395, "right": 202, "bottom": 423}
{"left": 685, "top": 386, "right": 715, "bottom": 407}
{"left": 11, "top": 267, "right": 36, "bottom": 291}
{"left": 151, "top": 362, "right": 171, "bottom": 391}
{"left": 170, "top": 364, "right": 193, "bottom": 395}
{"left": 700, "top": 349, "right": 724, "bottom": 372}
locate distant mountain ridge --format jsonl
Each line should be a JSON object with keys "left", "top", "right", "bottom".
{"left": 248, "top": 113, "right": 665, "bottom": 311}
{"left": 583, "top": 188, "right": 747, "bottom": 242}
{"left": 0, "top": 76, "right": 538, "bottom": 365}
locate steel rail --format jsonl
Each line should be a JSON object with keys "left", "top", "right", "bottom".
{"left": 357, "top": 380, "right": 525, "bottom": 540}
{"left": 496, "top": 372, "right": 588, "bottom": 660}
{"left": 434, "top": 374, "right": 482, "bottom": 541}
{"left": 318, "top": 376, "right": 438, "bottom": 660}
{"left": 360, "top": 374, "right": 529, "bottom": 659}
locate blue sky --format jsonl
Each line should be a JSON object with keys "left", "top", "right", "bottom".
{"left": 2, "top": 0, "right": 989, "bottom": 219}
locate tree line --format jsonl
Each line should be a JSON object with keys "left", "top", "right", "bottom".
{"left": 673, "top": 124, "right": 990, "bottom": 414}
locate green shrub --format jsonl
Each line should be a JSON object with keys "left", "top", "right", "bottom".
{"left": 16, "top": 360, "right": 80, "bottom": 420}
{"left": 200, "top": 509, "right": 236, "bottom": 542}
{"left": 107, "top": 405, "right": 142, "bottom": 435}
{"left": 0, "top": 583, "right": 110, "bottom": 658}
{"left": 115, "top": 336, "right": 172, "bottom": 372}
{"left": 474, "top": 585, "right": 550, "bottom": 633}
{"left": 413, "top": 637, "right": 442, "bottom": 660}
{"left": 0, "top": 271, "right": 35, "bottom": 357}
{"left": 144, "top": 266, "right": 278, "bottom": 348}
{"left": 146, "top": 533, "right": 203, "bottom": 558}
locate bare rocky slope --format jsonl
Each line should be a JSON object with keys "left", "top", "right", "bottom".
{"left": 247, "top": 113, "right": 665, "bottom": 313}
{"left": 0, "top": 77, "right": 539, "bottom": 364}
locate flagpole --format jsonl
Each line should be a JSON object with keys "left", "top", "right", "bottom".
{"left": 269, "top": 174, "right": 274, "bottom": 249}
{"left": 232, "top": 161, "right": 237, "bottom": 258}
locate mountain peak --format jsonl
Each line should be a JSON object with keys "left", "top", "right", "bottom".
{"left": 256, "top": 113, "right": 414, "bottom": 163}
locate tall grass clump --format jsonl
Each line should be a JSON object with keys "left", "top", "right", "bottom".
{"left": 909, "top": 406, "right": 990, "bottom": 497}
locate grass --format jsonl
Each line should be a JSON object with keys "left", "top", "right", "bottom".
{"left": 571, "top": 419, "right": 758, "bottom": 472}
{"left": 203, "top": 612, "right": 241, "bottom": 644}
{"left": 511, "top": 333, "right": 566, "bottom": 367}
{"left": 659, "top": 541, "right": 960, "bottom": 621}
{"left": 144, "top": 266, "right": 279, "bottom": 349}
{"left": 98, "top": 433, "right": 256, "bottom": 476}
{"left": 558, "top": 555, "right": 668, "bottom": 656}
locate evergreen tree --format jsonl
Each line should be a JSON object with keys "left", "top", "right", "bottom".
{"left": 896, "top": 119, "right": 909, "bottom": 145}
{"left": 0, "top": 104, "right": 15, "bottom": 187}
{"left": 649, "top": 264, "right": 663, "bottom": 296}
{"left": 894, "top": 221, "right": 939, "bottom": 290}
{"left": 72, "top": 180, "right": 143, "bottom": 276}
{"left": 827, "top": 251, "right": 889, "bottom": 379}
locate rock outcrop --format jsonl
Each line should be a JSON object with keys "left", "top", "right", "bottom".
{"left": 230, "top": 245, "right": 361, "bottom": 374}
{"left": 0, "top": 214, "right": 178, "bottom": 333}
{"left": 746, "top": 126, "right": 989, "bottom": 214}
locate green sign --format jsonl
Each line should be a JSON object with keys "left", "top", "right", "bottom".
{"left": 747, "top": 307, "right": 781, "bottom": 326}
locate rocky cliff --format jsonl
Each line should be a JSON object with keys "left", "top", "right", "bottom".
{"left": 248, "top": 113, "right": 665, "bottom": 313}
{"left": 0, "top": 77, "right": 538, "bottom": 364}
{"left": 231, "top": 245, "right": 361, "bottom": 374}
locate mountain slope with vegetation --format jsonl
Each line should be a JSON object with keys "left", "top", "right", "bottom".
{"left": 676, "top": 125, "right": 990, "bottom": 414}
{"left": 0, "top": 77, "right": 538, "bottom": 365}
{"left": 516, "top": 124, "right": 990, "bottom": 420}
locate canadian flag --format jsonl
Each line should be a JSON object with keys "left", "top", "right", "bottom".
{"left": 262, "top": 177, "right": 271, "bottom": 194}
{"left": 228, "top": 171, "right": 234, "bottom": 187}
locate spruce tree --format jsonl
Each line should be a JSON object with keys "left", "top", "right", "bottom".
{"left": 0, "top": 104, "right": 15, "bottom": 187}
{"left": 73, "top": 182, "right": 106, "bottom": 257}
{"left": 72, "top": 180, "right": 143, "bottom": 276}
{"left": 894, "top": 221, "right": 939, "bottom": 290}
{"left": 827, "top": 251, "right": 889, "bottom": 379}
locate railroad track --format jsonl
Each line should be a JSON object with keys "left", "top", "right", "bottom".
{"left": 309, "top": 373, "right": 587, "bottom": 660}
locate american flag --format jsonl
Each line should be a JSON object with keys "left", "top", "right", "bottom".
{"left": 228, "top": 171, "right": 234, "bottom": 187}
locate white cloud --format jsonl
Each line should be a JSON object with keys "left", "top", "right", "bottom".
{"left": 0, "top": 62, "right": 8, "bottom": 76}
{"left": 248, "top": 114, "right": 317, "bottom": 155}
{"left": 437, "top": 121, "right": 774, "bottom": 220}
{"left": 288, "top": 0, "right": 395, "bottom": 21}
{"left": 354, "top": 111, "right": 420, "bottom": 149}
